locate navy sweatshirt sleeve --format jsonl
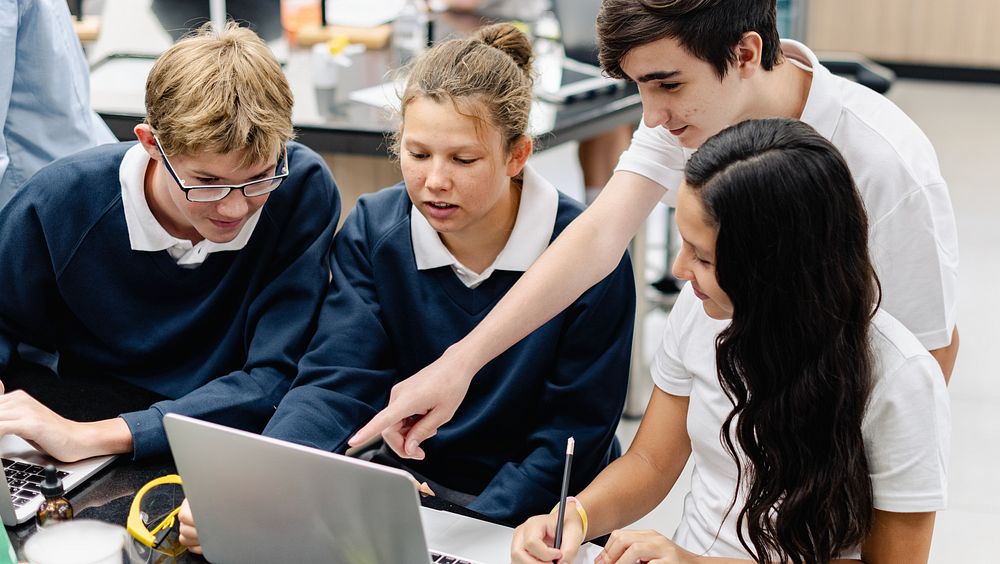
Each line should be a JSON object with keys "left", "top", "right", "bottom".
{"left": 119, "top": 148, "right": 340, "bottom": 459}
{"left": 263, "top": 195, "right": 399, "bottom": 449}
{"left": 466, "top": 253, "right": 635, "bottom": 521}
{"left": 0, "top": 194, "right": 63, "bottom": 374}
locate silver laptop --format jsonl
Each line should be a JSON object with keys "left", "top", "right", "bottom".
{"left": 164, "top": 413, "right": 518, "bottom": 564}
{"left": 0, "top": 435, "right": 116, "bottom": 525}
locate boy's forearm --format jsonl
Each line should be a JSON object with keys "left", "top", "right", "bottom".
{"left": 455, "top": 172, "right": 663, "bottom": 371}
{"left": 83, "top": 417, "right": 135, "bottom": 456}
{"left": 455, "top": 222, "right": 614, "bottom": 368}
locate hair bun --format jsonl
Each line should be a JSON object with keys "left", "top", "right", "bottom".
{"left": 474, "top": 23, "right": 533, "bottom": 77}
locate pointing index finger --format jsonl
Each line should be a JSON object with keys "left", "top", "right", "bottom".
{"left": 349, "top": 401, "right": 415, "bottom": 447}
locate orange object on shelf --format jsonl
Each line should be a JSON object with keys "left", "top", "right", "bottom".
{"left": 280, "top": 0, "right": 322, "bottom": 45}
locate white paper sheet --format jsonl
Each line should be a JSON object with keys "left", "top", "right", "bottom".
{"left": 347, "top": 80, "right": 404, "bottom": 111}
{"left": 574, "top": 542, "right": 605, "bottom": 563}
{"left": 420, "top": 506, "right": 605, "bottom": 564}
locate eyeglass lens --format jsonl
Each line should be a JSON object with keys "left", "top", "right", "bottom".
{"left": 186, "top": 177, "right": 284, "bottom": 202}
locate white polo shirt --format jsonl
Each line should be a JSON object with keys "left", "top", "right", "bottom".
{"left": 411, "top": 164, "right": 559, "bottom": 288}
{"left": 119, "top": 143, "right": 262, "bottom": 267}
{"left": 616, "top": 40, "right": 959, "bottom": 350}
{"left": 652, "top": 283, "right": 950, "bottom": 560}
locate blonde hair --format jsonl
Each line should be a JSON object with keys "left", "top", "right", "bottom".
{"left": 392, "top": 23, "right": 534, "bottom": 159}
{"left": 144, "top": 22, "right": 294, "bottom": 167}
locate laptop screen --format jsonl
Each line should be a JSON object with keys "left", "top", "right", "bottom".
{"left": 550, "top": 0, "right": 602, "bottom": 66}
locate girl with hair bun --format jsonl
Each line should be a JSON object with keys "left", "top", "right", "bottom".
{"left": 268, "top": 21, "right": 635, "bottom": 523}
{"left": 178, "top": 24, "right": 637, "bottom": 552}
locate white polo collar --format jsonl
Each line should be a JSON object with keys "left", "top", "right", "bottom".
{"left": 781, "top": 39, "right": 841, "bottom": 141}
{"left": 119, "top": 143, "right": 262, "bottom": 267}
{"left": 411, "top": 164, "right": 559, "bottom": 287}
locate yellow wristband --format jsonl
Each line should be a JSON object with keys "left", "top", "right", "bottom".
{"left": 551, "top": 496, "right": 589, "bottom": 540}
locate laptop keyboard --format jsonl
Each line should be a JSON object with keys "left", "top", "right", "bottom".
{"left": 3, "top": 458, "right": 69, "bottom": 508}
{"left": 430, "top": 551, "right": 475, "bottom": 564}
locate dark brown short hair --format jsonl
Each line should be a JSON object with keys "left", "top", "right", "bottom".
{"left": 597, "top": 0, "right": 782, "bottom": 80}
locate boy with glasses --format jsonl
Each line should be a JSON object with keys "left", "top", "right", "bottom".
{"left": 0, "top": 24, "right": 340, "bottom": 462}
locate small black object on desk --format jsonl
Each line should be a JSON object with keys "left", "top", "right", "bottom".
{"left": 35, "top": 465, "right": 74, "bottom": 527}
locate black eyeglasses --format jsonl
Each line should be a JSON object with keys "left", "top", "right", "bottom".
{"left": 153, "top": 136, "right": 289, "bottom": 203}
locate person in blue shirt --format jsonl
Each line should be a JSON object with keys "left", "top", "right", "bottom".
{"left": 0, "top": 23, "right": 340, "bottom": 461}
{"left": 176, "top": 21, "right": 634, "bottom": 554}
{"left": 0, "top": 0, "right": 117, "bottom": 208}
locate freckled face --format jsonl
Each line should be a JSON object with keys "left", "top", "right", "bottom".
{"left": 672, "top": 181, "right": 733, "bottom": 319}
{"left": 400, "top": 97, "right": 522, "bottom": 241}
{"left": 620, "top": 36, "right": 750, "bottom": 149}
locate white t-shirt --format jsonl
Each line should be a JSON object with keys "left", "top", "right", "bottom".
{"left": 651, "top": 284, "right": 950, "bottom": 559}
{"left": 616, "top": 40, "right": 959, "bottom": 351}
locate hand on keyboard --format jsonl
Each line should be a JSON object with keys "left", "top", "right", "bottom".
{"left": 0, "top": 386, "right": 132, "bottom": 462}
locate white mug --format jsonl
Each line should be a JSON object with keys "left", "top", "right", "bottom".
{"left": 23, "top": 520, "right": 137, "bottom": 564}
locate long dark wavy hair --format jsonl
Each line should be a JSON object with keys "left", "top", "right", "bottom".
{"left": 684, "top": 118, "right": 880, "bottom": 563}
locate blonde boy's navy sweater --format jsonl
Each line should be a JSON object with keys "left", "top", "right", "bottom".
{"left": 265, "top": 184, "right": 635, "bottom": 523}
{"left": 0, "top": 141, "right": 340, "bottom": 459}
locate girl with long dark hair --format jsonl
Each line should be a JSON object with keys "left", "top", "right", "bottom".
{"left": 511, "top": 118, "right": 950, "bottom": 564}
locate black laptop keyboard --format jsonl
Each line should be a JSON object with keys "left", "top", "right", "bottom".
{"left": 430, "top": 551, "right": 474, "bottom": 564}
{"left": 3, "top": 458, "right": 69, "bottom": 508}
